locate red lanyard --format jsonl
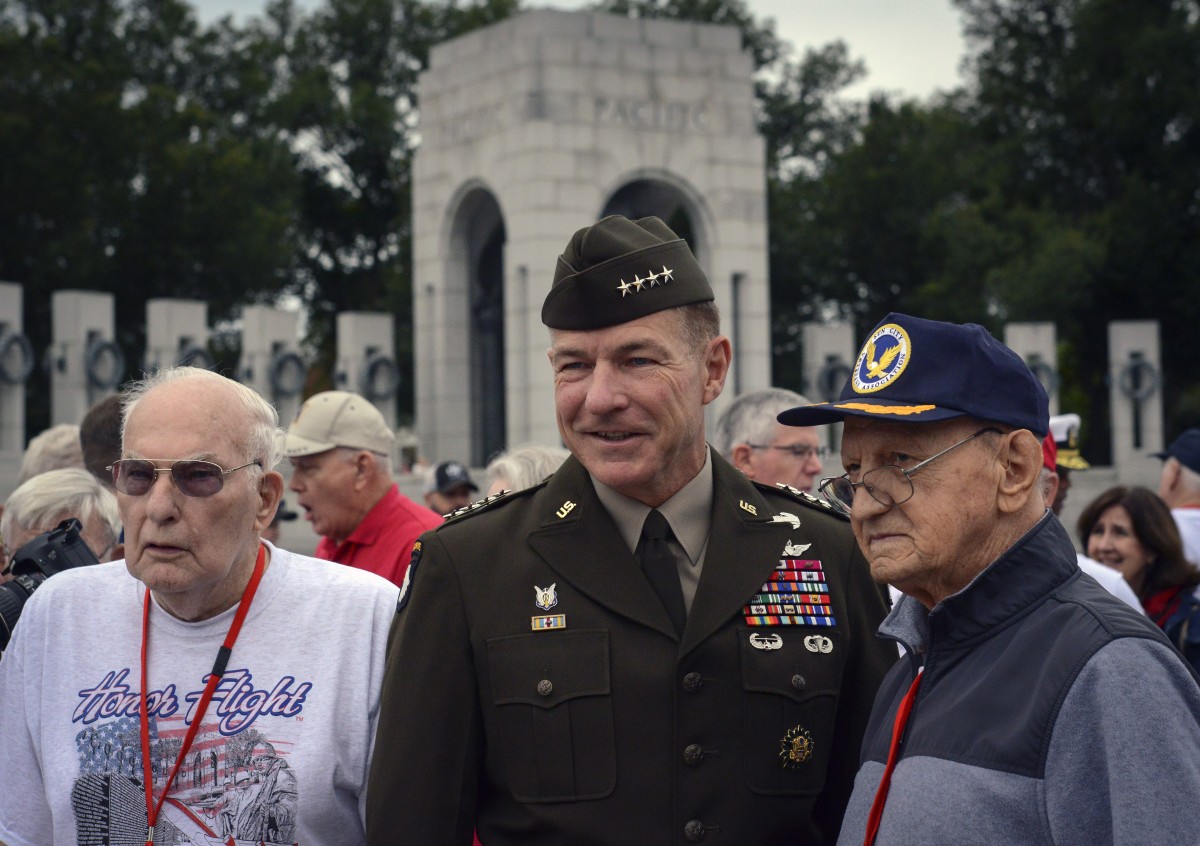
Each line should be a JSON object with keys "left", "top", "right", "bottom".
{"left": 863, "top": 666, "right": 924, "bottom": 846}
{"left": 139, "top": 544, "right": 267, "bottom": 845}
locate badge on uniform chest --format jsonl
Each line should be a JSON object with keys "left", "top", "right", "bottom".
{"left": 532, "top": 583, "right": 566, "bottom": 631}
{"left": 743, "top": 549, "right": 837, "bottom": 627}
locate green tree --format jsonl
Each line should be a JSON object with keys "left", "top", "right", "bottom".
{"left": 257, "top": 0, "right": 517, "bottom": 420}
{"left": 952, "top": 0, "right": 1200, "bottom": 455}
{"left": 0, "top": 0, "right": 301, "bottom": 430}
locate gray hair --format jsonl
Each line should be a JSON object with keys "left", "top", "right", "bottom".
{"left": 1039, "top": 466, "right": 1055, "bottom": 504}
{"left": 122, "top": 366, "right": 281, "bottom": 471}
{"left": 712, "top": 388, "right": 812, "bottom": 459}
{"left": 487, "top": 444, "right": 570, "bottom": 492}
{"left": 17, "top": 423, "right": 84, "bottom": 485}
{"left": 2, "top": 468, "right": 121, "bottom": 554}
{"left": 338, "top": 445, "right": 392, "bottom": 477}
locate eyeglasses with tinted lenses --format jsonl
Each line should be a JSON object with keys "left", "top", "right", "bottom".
{"left": 108, "top": 459, "right": 261, "bottom": 497}
{"left": 748, "top": 444, "right": 829, "bottom": 460}
{"left": 818, "top": 428, "right": 1002, "bottom": 513}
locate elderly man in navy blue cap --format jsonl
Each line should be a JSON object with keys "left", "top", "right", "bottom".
{"left": 780, "top": 313, "right": 1200, "bottom": 846}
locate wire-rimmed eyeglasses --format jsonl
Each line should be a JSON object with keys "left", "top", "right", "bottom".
{"left": 108, "top": 459, "right": 261, "bottom": 498}
{"left": 817, "top": 428, "right": 1002, "bottom": 513}
{"left": 747, "top": 443, "right": 829, "bottom": 460}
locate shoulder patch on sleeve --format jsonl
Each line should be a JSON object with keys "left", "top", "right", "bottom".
{"left": 396, "top": 541, "right": 421, "bottom": 613}
{"left": 752, "top": 480, "right": 850, "bottom": 521}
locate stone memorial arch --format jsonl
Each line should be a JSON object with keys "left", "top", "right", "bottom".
{"left": 413, "top": 9, "right": 771, "bottom": 465}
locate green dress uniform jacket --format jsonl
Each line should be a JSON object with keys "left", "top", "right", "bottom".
{"left": 366, "top": 452, "right": 895, "bottom": 846}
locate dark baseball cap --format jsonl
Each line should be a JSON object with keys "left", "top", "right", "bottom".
{"left": 425, "top": 461, "right": 478, "bottom": 495}
{"left": 541, "top": 215, "right": 714, "bottom": 330}
{"left": 778, "top": 312, "right": 1049, "bottom": 437}
{"left": 1154, "top": 429, "right": 1200, "bottom": 474}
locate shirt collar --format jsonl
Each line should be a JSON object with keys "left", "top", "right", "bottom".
{"left": 592, "top": 447, "right": 714, "bottom": 567}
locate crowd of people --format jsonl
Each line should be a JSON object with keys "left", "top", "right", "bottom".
{"left": 0, "top": 213, "right": 1198, "bottom": 846}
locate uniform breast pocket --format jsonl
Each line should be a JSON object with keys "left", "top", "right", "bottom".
{"left": 739, "top": 627, "right": 843, "bottom": 795}
{"left": 486, "top": 628, "right": 616, "bottom": 803}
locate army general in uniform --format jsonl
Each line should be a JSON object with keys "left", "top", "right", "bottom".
{"left": 365, "top": 216, "right": 895, "bottom": 845}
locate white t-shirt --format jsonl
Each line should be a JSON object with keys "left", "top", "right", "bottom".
{"left": 1076, "top": 554, "right": 1145, "bottom": 614}
{"left": 0, "top": 543, "right": 398, "bottom": 846}
{"left": 1171, "top": 507, "right": 1200, "bottom": 568}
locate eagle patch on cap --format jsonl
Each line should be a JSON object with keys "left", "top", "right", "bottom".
{"left": 852, "top": 323, "right": 911, "bottom": 394}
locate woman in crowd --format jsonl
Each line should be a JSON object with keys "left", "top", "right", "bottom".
{"left": 1078, "top": 485, "right": 1200, "bottom": 672}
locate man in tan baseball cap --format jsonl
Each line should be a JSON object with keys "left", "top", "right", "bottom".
{"left": 284, "top": 390, "right": 439, "bottom": 585}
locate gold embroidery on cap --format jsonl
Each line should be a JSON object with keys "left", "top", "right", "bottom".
{"left": 833, "top": 402, "right": 937, "bottom": 415}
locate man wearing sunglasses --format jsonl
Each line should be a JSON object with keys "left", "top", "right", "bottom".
{"left": 0, "top": 367, "right": 398, "bottom": 846}
{"left": 780, "top": 313, "right": 1200, "bottom": 846}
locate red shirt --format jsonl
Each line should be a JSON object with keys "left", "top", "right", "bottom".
{"left": 315, "top": 484, "right": 441, "bottom": 586}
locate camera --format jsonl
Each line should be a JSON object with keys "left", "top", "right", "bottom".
{"left": 0, "top": 518, "right": 100, "bottom": 651}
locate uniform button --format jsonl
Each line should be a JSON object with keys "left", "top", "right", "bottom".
{"left": 682, "top": 744, "right": 704, "bottom": 766}
{"left": 791, "top": 673, "right": 806, "bottom": 691}
{"left": 682, "top": 672, "right": 703, "bottom": 693}
{"left": 537, "top": 679, "right": 553, "bottom": 696}
{"left": 684, "top": 820, "right": 707, "bottom": 843}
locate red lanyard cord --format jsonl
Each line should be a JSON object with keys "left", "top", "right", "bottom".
{"left": 863, "top": 666, "right": 924, "bottom": 846}
{"left": 139, "top": 544, "right": 267, "bottom": 845}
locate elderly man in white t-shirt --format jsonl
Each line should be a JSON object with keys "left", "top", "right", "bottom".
{"left": 0, "top": 367, "right": 398, "bottom": 846}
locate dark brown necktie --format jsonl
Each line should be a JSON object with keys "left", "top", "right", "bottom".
{"left": 637, "top": 509, "right": 687, "bottom": 636}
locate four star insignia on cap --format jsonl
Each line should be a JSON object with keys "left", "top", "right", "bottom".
{"left": 616, "top": 265, "right": 674, "bottom": 297}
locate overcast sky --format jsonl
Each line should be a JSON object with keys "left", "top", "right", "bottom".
{"left": 192, "top": 0, "right": 968, "bottom": 100}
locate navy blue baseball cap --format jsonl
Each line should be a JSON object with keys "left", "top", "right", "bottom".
{"left": 778, "top": 313, "right": 1050, "bottom": 437}
{"left": 1153, "top": 429, "right": 1200, "bottom": 474}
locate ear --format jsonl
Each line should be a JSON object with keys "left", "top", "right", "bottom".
{"left": 353, "top": 450, "right": 374, "bottom": 488}
{"left": 996, "top": 430, "right": 1043, "bottom": 514}
{"left": 1043, "top": 469, "right": 1060, "bottom": 509}
{"left": 730, "top": 443, "right": 756, "bottom": 476}
{"left": 1162, "top": 459, "right": 1180, "bottom": 493}
{"left": 701, "top": 335, "right": 732, "bottom": 405}
{"left": 254, "top": 470, "right": 286, "bottom": 532}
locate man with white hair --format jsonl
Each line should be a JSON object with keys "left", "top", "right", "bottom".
{"left": 713, "top": 387, "right": 828, "bottom": 493}
{"left": 0, "top": 367, "right": 398, "bottom": 846}
{"left": 1155, "top": 428, "right": 1200, "bottom": 566}
{"left": 16, "top": 422, "right": 84, "bottom": 485}
{"left": 1, "top": 467, "right": 122, "bottom": 569}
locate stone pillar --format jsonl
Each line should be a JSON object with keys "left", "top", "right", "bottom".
{"left": 1004, "top": 322, "right": 1059, "bottom": 416}
{"left": 0, "top": 282, "right": 34, "bottom": 494}
{"left": 145, "top": 299, "right": 211, "bottom": 373}
{"left": 49, "top": 290, "right": 123, "bottom": 426}
{"left": 413, "top": 9, "right": 770, "bottom": 461}
{"left": 800, "top": 320, "right": 855, "bottom": 454}
{"left": 335, "top": 312, "right": 398, "bottom": 432}
{"left": 238, "top": 305, "right": 306, "bottom": 426}
{"left": 1108, "top": 321, "right": 1163, "bottom": 486}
